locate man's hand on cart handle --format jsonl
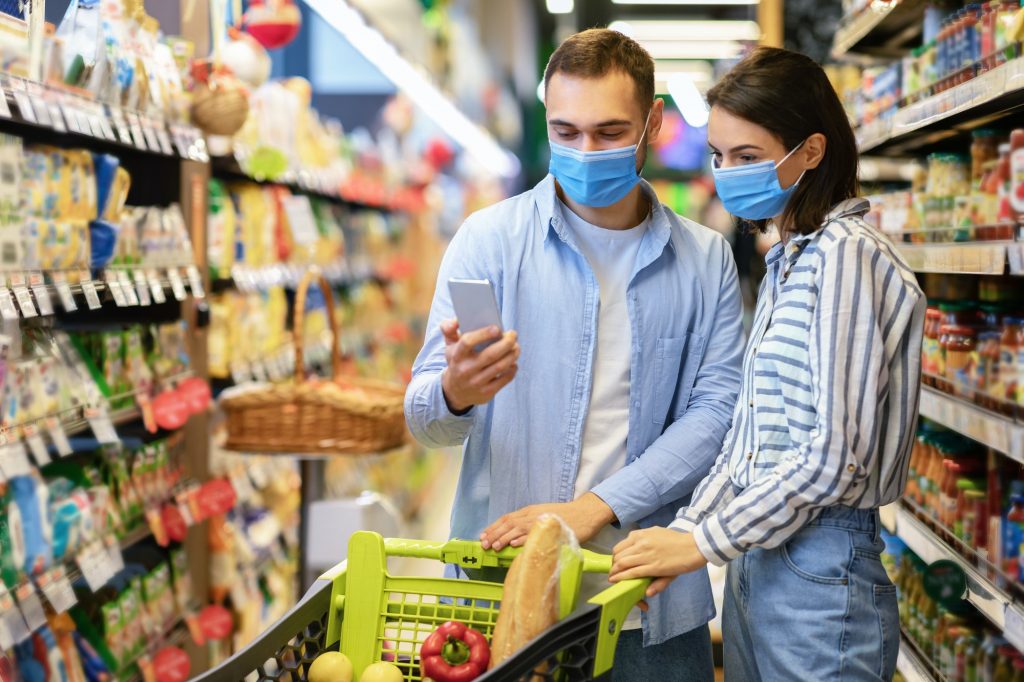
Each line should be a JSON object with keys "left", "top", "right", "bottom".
{"left": 480, "top": 493, "right": 616, "bottom": 551}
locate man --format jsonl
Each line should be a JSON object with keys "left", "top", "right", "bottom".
{"left": 405, "top": 28, "right": 743, "bottom": 680}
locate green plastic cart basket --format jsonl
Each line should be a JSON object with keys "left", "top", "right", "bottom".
{"left": 192, "top": 530, "right": 650, "bottom": 682}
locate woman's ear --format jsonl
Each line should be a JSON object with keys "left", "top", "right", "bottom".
{"left": 803, "top": 132, "right": 827, "bottom": 170}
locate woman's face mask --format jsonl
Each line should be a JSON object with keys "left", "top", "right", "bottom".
{"left": 711, "top": 140, "right": 807, "bottom": 221}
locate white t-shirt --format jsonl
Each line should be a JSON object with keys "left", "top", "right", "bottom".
{"left": 559, "top": 200, "right": 648, "bottom": 630}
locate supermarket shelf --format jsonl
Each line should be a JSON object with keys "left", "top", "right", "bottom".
{"left": 886, "top": 504, "right": 1024, "bottom": 651}
{"left": 211, "top": 155, "right": 374, "bottom": 208}
{"left": 211, "top": 261, "right": 381, "bottom": 294}
{"left": 0, "top": 76, "right": 208, "bottom": 162}
{"left": 857, "top": 58, "right": 1024, "bottom": 155}
{"left": 918, "top": 385, "right": 1024, "bottom": 461}
{"left": 832, "top": 0, "right": 928, "bottom": 58}
{"left": 897, "top": 636, "right": 940, "bottom": 682}
{"left": 894, "top": 241, "right": 1024, "bottom": 275}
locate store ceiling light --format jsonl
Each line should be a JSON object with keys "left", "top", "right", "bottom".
{"left": 613, "top": 0, "right": 757, "bottom": 5}
{"left": 301, "top": 0, "right": 519, "bottom": 178}
{"left": 547, "top": 0, "right": 574, "bottom": 13}
{"left": 641, "top": 40, "right": 745, "bottom": 60}
{"left": 666, "top": 73, "right": 710, "bottom": 128}
{"left": 609, "top": 20, "right": 761, "bottom": 42}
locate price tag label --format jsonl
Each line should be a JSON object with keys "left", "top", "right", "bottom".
{"left": 98, "top": 110, "right": 116, "bottom": 141}
{"left": 79, "top": 271, "right": 102, "bottom": 310}
{"left": 1007, "top": 605, "right": 1024, "bottom": 652}
{"left": 47, "top": 102, "right": 67, "bottom": 133}
{"left": 186, "top": 265, "right": 205, "bottom": 299}
{"left": 60, "top": 101, "right": 81, "bottom": 134}
{"left": 86, "top": 407, "right": 120, "bottom": 445}
{"left": 170, "top": 125, "right": 189, "bottom": 158}
{"left": 29, "top": 272, "right": 53, "bottom": 316}
{"left": 110, "top": 108, "right": 133, "bottom": 145}
{"left": 143, "top": 123, "right": 161, "bottom": 153}
{"left": 0, "top": 287, "right": 18, "bottom": 320}
{"left": 51, "top": 273, "right": 77, "bottom": 312}
{"left": 12, "top": 90, "right": 36, "bottom": 123}
{"left": 118, "top": 270, "right": 139, "bottom": 306}
{"left": 0, "top": 442, "right": 32, "bottom": 478}
{"left": 12, "top": 281, "right": 36, "bottom": 317}
{"left": 147, "top": 270, "right": 167, "bottom": 304}
{"left": 0, "top": 85, "right": 11, "bottom": 119}
{"left": 0, "top": 585, "right": 29, "bottom": 645}
{"left": 77, "top": 544, "right": 106, "bottom": 592}
{"left": 156, "top": 126, "right": 174, "bottom": 155}
{"left": 132, "top": 270, "right": 152, "bottom": 307}
{"left": 45, "top": 418, "right": 72, "bottom": 457}
{"left": 15, "top": 582, "right": 46, "bottom": 633}
{"left": 127, "top": 112, "right": 147, "bottom": 150}
{"left": 168, "top": 268, "right": 187, "bottom": 301}
{"left": 87, "top": 112, "right": 106, "bottom": 139}
{"left": 40, "top": 567, "right": 77, "bottom": 613}
{"left": 105, "top": 271, "right": 127, "bottom": 307}
{"left": 23, "top": 425, "right": 50, "bottom": 466}
{"left": 30, "top": 95, "right": 52, "bottom": 128}
{"left": 104, "top": 535, "right": 125, "bottom": 575}
{"left": 0, "top": 592, "right": 13, "bottom": 649}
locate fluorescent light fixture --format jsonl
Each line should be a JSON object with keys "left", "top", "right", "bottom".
{"left": 641, "top": 40, "right": 745, "bottom": 60}
{"left": 301, "top": 0, "right": 519, "bottom": 178}
{"left": 610, "top": 19, "right": 761, "bottom": 42}
{"left": 667, "top": 73, "right": 710, "bottom": 127}
{"left": 614, "top": 0, "right": 757, "bottom": 4}
{"left": 546, "top": 0, "right": 574, "bottom": 13}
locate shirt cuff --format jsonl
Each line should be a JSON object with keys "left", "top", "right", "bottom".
{"left": 692, "top": 514, "right": 742, "bottom": 567}
{"left": 590, "top": 467, "right": 658, "bottom": 528}
{"left": 668, "top": 516, "right": 696, "bottom": 534}
{"left": 428, "top": 371, "right": 476, "bottom": 421}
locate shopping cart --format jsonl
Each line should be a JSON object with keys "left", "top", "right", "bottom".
{"left": 192, "top": 530, "right": 650, "bottom": 682}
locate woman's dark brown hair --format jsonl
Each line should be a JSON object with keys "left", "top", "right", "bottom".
{"left": 707, "top": 46, "right": 859, "bottom": 235}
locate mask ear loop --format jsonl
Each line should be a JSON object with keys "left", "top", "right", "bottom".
{"left": 774, "top": 139, "right": 807, "bottom": 170}
{"left": 635, "top": 106, "right": 655, "bottom": 179}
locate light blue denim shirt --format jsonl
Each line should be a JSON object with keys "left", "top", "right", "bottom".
{"left": 405, "top": 174, "right": 745, "bottom": 645}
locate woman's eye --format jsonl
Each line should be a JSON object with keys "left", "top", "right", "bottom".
{"left": 709, "top": 152, "right": 722, "bottom": 167}
{"left": 739, "top": 155, "right": 758, "bottom": 163}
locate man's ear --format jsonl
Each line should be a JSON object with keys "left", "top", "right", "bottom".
{"left": 647, "top": 98, "right": 666, "bottom": 146}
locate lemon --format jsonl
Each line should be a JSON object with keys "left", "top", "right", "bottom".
{"left": 308, "top": 652, "right": 353, "bottom": 682}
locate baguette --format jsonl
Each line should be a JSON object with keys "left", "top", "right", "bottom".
{"left": 488, "top": 515, "right": 569, "bottom": 672}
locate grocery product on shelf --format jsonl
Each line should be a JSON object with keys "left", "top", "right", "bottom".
{"left": 864, "top": 129, "right": 1024, "bottom": 243}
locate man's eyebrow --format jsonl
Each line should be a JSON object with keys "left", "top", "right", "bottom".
{"left": 548, "top": 118, "right": 633, "bottom": 128}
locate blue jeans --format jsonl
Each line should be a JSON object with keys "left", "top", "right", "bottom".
{"left": 612, "top": 623, "right": 714, "bottom": 682}
{"left": 723, "top": 506, "right": 899, "bottom": 681}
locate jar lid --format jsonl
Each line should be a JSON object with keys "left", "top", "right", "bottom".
{"left": 940, "top": 324, "right": 977, "bottom": 336}
{"left": 956, "top": 478, "right": 984, "bottom": 491}
{"left": 964, "top": 489, "right": 988, "bottom": 500}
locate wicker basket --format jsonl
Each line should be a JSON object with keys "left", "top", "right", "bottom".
{"left": 221, "top": 269, "right": 408, "bottom": 456}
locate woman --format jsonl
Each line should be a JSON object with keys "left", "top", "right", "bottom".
{"left": 609, "top": 47, "right": 925, "bottom": 680}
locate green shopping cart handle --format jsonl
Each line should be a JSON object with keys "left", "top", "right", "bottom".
{"left": 382, "top": 537, "right": 614, "bottom": 573}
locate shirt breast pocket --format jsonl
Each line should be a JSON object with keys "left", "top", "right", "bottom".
{"left": 653, "top": 333, "right": 705, "bottom": 427}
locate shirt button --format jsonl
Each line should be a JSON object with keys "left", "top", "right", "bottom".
{"left": 747, "top": 452, "right": 753, "bottom": 461}
{"left": 847, "top": 464, "right": 856, "bottom": 473}
{"left": 748, "top": 401, "right": 754, "bottom": 408}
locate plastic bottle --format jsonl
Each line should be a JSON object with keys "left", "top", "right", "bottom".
{"left": 1009, "top": 129, "right": 1024, "bottom": 218}
{"left": 1001, "top": 318, "right": 1023, "bottom": 412}
{"left": 1005, "top": 488, "right": 1024, "bottom": 580}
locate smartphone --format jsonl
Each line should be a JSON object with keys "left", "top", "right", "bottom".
{"left": 448, "top": 278, "right": 503, "bottom": 351}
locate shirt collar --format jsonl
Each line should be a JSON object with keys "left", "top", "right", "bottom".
{"left": 763, "top": 197, "right": 871, "bottom": 265}
{"left": 537, "top": 174, "right": 674, "bottom": 255}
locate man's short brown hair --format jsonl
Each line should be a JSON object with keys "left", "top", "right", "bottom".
{"left": 543, "top": 28, "right": 655, "bottom": 113}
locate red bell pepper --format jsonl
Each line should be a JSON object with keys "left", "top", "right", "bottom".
{"left": 420, "top": 621, "right": 490, "bottom": 682}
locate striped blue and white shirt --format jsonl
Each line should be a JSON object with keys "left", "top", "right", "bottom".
{"left": 670, "top": 198, "right": 926, "bottom": 565}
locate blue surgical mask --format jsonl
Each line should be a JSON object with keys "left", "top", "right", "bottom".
{"left": 712, "top": 141, "right": 807, "bottom": 220}
{"left": 548, "top": 110, "right": 651, "bottom": 208}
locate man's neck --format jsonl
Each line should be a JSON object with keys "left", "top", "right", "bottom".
{"left": 557, "top": 183, "right": 649, "bottom": 231}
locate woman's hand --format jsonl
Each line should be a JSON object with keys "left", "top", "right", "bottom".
{"left": 610, "top": 528, "right": 709, "bottom": 599}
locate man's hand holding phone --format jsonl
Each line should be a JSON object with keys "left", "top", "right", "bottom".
{"left": 440, "top": 320, "right": 520, "bottom": 415}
